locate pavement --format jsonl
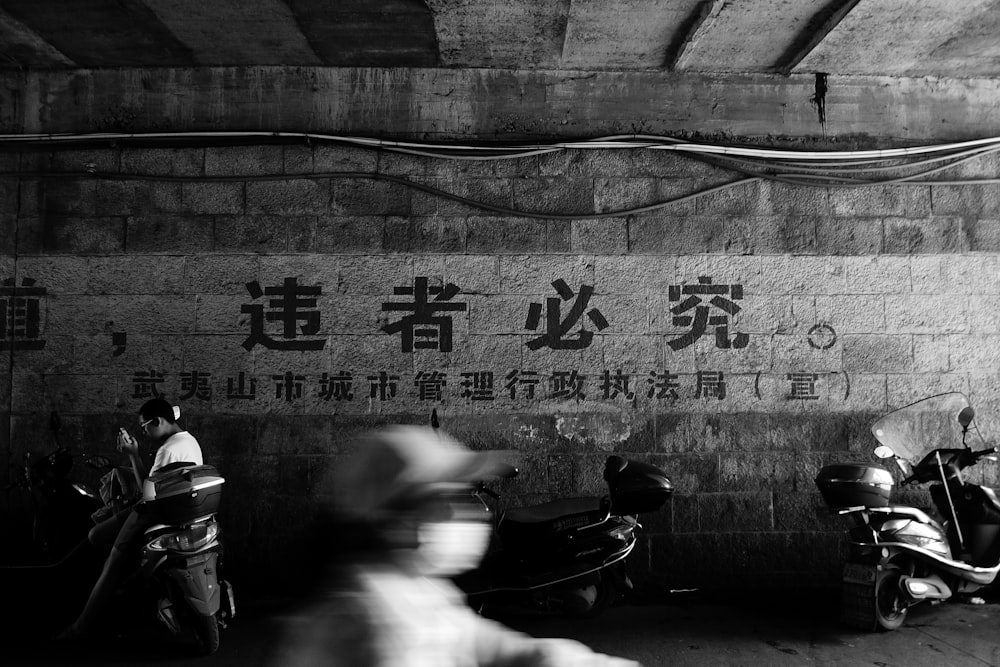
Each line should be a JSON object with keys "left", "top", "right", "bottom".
{"left": 6, "top": 588, "right": 1000, "bottom": 666}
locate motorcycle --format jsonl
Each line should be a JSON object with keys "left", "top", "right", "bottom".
{"left": 454, "top": 454, "right": 673, "bottom": 618}
{"left": 816, "top": 392, "right": 1000, "bottom": 631}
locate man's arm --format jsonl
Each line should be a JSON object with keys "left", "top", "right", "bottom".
{"left": 117, "top": 428, "right": 147, "bottom": 488}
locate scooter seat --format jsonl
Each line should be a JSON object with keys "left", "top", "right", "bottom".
{"left": 502, "top": 497, "right": 606, "bottom": 526}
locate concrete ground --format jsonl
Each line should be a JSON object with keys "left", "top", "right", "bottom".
{"left": 7, "top": 588, "right": 1000, "bottom": 666}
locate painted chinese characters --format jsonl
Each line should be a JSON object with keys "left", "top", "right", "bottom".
{"left": 128, "top": 368, "right": 847, "bottom": 406}
{"left": 382, "top": 277, "right": 467, "bottom": 352}
{"left": 241, "top": 278, "right": 325, "bottom": 351}
{"left": 1, "top": 278, "right": 46, "bottom": 350}
{"left": 525, "top": 280, "right": 609, "bottom": 350}
{"left": 668, "top": 276, "right": 748, "bottom": 351}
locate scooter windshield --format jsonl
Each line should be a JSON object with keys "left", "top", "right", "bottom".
{"left": 871, "top": 392, "right": 972, "bottom": 463}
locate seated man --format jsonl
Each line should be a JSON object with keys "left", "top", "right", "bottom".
{"left": 60, "top": 398, "right": 203, "bottom": 640}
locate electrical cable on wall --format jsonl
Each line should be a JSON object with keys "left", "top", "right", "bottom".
{"left": 1, "top": 132, "right": 999, "bottom": 220}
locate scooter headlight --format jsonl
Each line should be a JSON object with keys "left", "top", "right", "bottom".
{"left": 148, "top": 521, "right": 219, "bottom": 553}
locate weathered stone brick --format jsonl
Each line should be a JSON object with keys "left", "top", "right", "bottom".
{"left": 832, "top": 184, "right": 931, "bottom": 217}
{"left": 184, "top": 255, "right": 260, "bottom": 295}
{"left": 885, "top": 294, "right": 968, "bottom": 334}
{"left": 658, "top": 453, "right": 720, "bottom": 495}
{"left": 913, "top": 335, "right": 955, "bottom": 373}
{"left": 283, "top": 145, "right": 314, "bottom": 174}
{"left": 126, "top": 215, "right": 213, "bottom": 253}
{"left": 842, "top": 256, "right": 910, "bottom": 294}
{"left": 629, "top": 213, "right": 728, "bottom": 254}
{"left": 815, "top": 217, "right": 883, "bottom": 255}
{"left": 311, "top": 215, "right": 384, "bottom": 253}
{"left": 12, "top": 371, "right": 118, "bottom": 412}
{"left": 728, "top": 215, "right": 818, "bottom": 254}
{"left": 215, "top": 215, "right": 294, "bottom": 252}
{"left": 546, "top": 219, "right": 571, "bottom": 252}
{"left": 29, "top": 178, "right": 97, "bottom": 217}
{"left": 385, "top": 215, "right": 465, "bottom": 253}
{"left": 698, "top": 491, "right": 773, "bottom": 531}
{"left": 88, "top": 255, "right": 185, "bottom": 294}
{"left": 883, "top": 216, "right": 969, "bottom": 254}
{"left": 43, "top": 216, "right": 125, "bottom": 254}
{"left": 182, "top": 181, "right": 244, "bottom": 215}
{"left": 842, "top": 334, "right": 913, "bottom": 372}
{"left": 800, "top": 294, "right": 882, "bottom": 335}
{"left": 121, "top": 147, "right": 203, "bottom": 176}
{"left": 14, "top": 256, "right": 89, "bottom": 294}
{"left": 96, "top": 179, "right": 182, "bottom": 216}
{"left": 967, "top": 218, "right": 1000, "bottom": 251}
{"left": 601, "top": 334, "right": 662, "bottom": 370}
{"left": 931, "top": 183, "right": 1000, "bottom": 217}
{"left": 766, "top": 181, "right": 831, "bottom": 216}
{"left": 886, "top": 374, "right": 969, "bottom": 408}
{"left": 255, "top": 257, "right": 340, "bottom": 306}
{"left": 411, "top": 177, "right": 513, "bottom": 216}
{"left": 969, "top": 295, "right": 1000, "bottom": 334}
{"left": 512, "top": 176, "right": 594, "bottom": 216}
{"left": 194, "top": 294, "right": 252, "bottom": 333}
{"left": 499, "top": 255, "right": 596, "bottom": 294}
{"left": 205, "top": 145, "right": 284, "bottom": 176}
{"left": 246, "top": 179, "right": 330, "bottom": 215}
{"left": 570, "top": 217, "right": 628, "bottom": 254}
{"left": 443, "top": 255, "right": 499, "bottom": 294}
{"left": 696, "top": 180, "right": 768, "bottom": 216}
{"left": 593, "top": 255, "right": 677, "bottom": 294}
{"left": 467, "top": 216, "right": 547, "bottom": 254}
{"left": 377, "top": 151, "right": 457, "bottom": 179}
{"left": 759, "top": 255, "right": 846, "bottom": 295}
{"left": 335, "top": 255, "right": 412, "bottom": 295}
{"left": 313, "top": 145, "right": 378, "bottom": 173}
{"left": 41, "top": 149, "right": 117, "bottom": 174}
{"left": 949, "top": 335, "right": 1000, "bottom": 372}
{"left": 331, "top": 178, "right": 409, "bottom": 215}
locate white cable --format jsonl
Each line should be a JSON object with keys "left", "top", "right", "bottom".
{"left": 3, "top": 130, "right": 1000, "bottom": 162}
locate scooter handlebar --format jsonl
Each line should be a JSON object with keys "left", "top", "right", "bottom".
{"left": 972, "top": 446, "right": 998, "bottom": 460}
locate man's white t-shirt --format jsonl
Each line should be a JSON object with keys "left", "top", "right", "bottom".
{"left": 151, "top": 430, "right": 204, "bottom": 473}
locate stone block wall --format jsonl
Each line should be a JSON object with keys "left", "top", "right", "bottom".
{"left": 3, "top": 141, "right": 1000, "bottom": 596}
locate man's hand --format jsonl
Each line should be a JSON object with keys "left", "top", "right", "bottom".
{"left": 117, "top": 428, "right": 139, "bottom": 458}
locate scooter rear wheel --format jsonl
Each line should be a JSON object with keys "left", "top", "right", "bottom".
{"left": 873, "top": 565, "right": 907, "bottom": 631}
{"left": 563, "top": 572, "right": 618, "bottom": 618}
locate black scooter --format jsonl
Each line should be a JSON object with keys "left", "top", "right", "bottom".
{"left": 2, "top": 414, "right": 235, "bottom": 654}
{"left": 817, "top": 392, "right": 1000, "bottom": 631}
{"left": 3, "top": 413, "right": 106, "bottom": 566}
{"left": 454, "top": 454, "right": 672, "bottom": 617}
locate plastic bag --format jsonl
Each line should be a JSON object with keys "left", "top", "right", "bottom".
{"left": 90, "top": 466, "right": 140, "bottom": 523}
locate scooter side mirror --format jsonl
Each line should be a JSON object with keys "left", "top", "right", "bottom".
{"left": 873, "top": 445, "right": 895, "bottom": 460}
{"left": 958, "top": 406, "right": 975, "bottom": 429}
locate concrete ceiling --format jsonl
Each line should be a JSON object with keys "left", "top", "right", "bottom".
{"left": 2, "top": 0, "right": 999, "bottom": 80}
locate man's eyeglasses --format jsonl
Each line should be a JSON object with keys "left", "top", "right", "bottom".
{"left": 139, "top": 418, "right": 154, "bottom": 431}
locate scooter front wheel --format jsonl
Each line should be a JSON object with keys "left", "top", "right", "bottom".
{"left": 192, "top": 614, "right": 221, "bottom": 655}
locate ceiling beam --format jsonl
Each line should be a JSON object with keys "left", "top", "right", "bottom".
{"left": 777, "top": 0, "right": 861, "bottom": 75}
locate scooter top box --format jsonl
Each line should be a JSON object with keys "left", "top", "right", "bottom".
{"left": 605, "top": 457, "right": 673, "bottom": 515}
{"left": 143, "top": 463, "right": 224, "bottom": 524}
{"left": 815, "top": 462, "right": 893, "bottom": 509}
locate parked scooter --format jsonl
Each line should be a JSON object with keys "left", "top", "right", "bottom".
{"left": 817, "top": 392, "right": 1000, "bottom": 631}
{"left": 453, "top": 454, "right": 672, "bottom": 617}
{"left": 2, "top": 412, "right": 108, "bottom": 566}
{"left": 122, "top": 461, "right": 236, "bottom": 654}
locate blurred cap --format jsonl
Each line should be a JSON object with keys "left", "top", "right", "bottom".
{"left": 334, "top": 425, "right": 508, "bottom": 519}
